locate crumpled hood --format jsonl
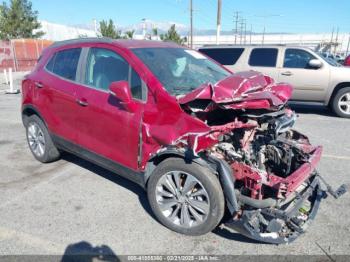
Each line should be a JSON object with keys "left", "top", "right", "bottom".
{"left": 178, "top": 71, "right": 293, "bottom": 111}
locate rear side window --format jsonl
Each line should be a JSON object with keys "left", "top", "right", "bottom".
{"left": 249, "top": 48, "right": 278, "bottom": 67}
{"left": 46, "top": 48, "right": 82, "bottom": 80}
{"left": 199, "top": 48, "right": 244, "bottom": 65}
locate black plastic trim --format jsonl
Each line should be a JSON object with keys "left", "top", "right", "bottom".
{"left": 51, "top": 134, "right": 145, "bottom": 188}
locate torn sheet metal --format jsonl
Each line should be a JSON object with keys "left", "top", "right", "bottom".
{"left": 178, "top": 71, "right": 293, "bottom": 111}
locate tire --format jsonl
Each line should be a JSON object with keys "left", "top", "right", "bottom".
{"left": 25, "top": 115, "right": 60, "bottom": 163}
{"left": 147, "top": 158, "right": 225, "bottom": 236}
{"left": 331, "top": 87, "right": 350, "bottom": 118}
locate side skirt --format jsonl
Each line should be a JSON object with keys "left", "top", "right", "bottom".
{"left": 51, "top": 134, "right": 146, "bottom": 188}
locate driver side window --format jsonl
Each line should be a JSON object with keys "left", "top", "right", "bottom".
{"left": 283, "top": 49, "right": 316, "bottom": 69}
{"left": 84, "top": 47, "right": 147, "bottom": 101}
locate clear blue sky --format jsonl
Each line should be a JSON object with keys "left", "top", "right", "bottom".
{"left": 27, "top": 0, "right": 350, "bottom": 33}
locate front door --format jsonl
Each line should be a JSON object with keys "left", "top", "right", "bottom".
{"left": 278, "top": 48, "right": 330, "bottom": 101}
{"left": 74, "top": 47, "right": 148, "bottom": 170}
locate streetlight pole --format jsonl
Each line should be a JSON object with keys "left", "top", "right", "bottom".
{"left": 190, "top": 0, "right": 193, "bottom": 48}
{"left": 216, "top": 0, "right": 222, "bottom": 45}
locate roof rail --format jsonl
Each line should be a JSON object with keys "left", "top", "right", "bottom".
{"left": 200, "top": 44, "right": 288, "bottom": 47}
{"left": 49, "top": 37, "right": 114, "bottom": 48}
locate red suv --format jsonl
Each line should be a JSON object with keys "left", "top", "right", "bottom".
{"left": 344, "top": 55, "right": 350, "bottom": 66}
{"left": 21, "top": 38, "right": 346, "bottom": 244}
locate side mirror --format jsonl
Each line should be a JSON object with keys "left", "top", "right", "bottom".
{"left": 308, "top": 59, "right": 323, "bottom": 69}
{"left": 109, "top": 81, "right": 136, "bottom": 111}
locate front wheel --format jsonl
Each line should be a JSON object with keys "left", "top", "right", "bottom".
{"left": 331, "top": 87, "right": 350, "bottom": 118}
{"left": 147, "top": 158, "right": 225, "bottom": 236}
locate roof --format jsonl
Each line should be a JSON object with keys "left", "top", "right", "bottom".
{"left": 50, "top": 38, "right": 182, "bottom": 49}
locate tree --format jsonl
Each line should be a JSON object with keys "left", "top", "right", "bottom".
{"left": 160, "top": 24, "right": 185, "bottom": 45}
{"left": 124, "top": 30, "right": 135, "bottom": 39}
{"left": 99, "top": 19, "right": 121, "bottom": 39}
{"left": 0, "top": 0, "right": 44, "bottom": 40}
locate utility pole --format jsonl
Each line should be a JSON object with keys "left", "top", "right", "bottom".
{"left": 330, "top": 27, "right": 334, "bottom": 52}
{"left": 250, "top": 24, "right": 252, "bottom": 44}
{"left": 262, "top": 25, "right": 266, "bottom": 44}
{"left": 216, "top": 0, "right": 222, "bottom": 45}
{"left": 239, "top": 19, "right": 244, "bottom": 45}
{"left": 334, "top": 27, "right": 339, "bottom": 54}
{"left": 190, "top": 0, "right": 193, "bottom": 48}
{"left": 233, "top": 12, "right": 240, "bottom": 44}
{"left": 244, "top": 21, "right": 247, "bottom": 45}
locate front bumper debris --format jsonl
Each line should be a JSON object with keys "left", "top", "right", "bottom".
{"left": 224, "top": 174, "right": 347, "bottom": 244}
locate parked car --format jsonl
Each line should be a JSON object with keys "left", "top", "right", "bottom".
{"left": 344, "top": 54, "right": 350, "bottom": 66}
{"left": 198, "top": 45, "right": 350, "bottom": 118}
{"left": 22, "top": 38, "right": 346, "bottom": 244}
{"left": 320, "top": 52, "right": 344, "bottom": 64}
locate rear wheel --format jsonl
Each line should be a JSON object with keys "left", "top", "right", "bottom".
{"left": 147, "top": 158, "right": 225, "bottom": 236}
{"left": 25, "top": 115, "right": 60, "bottom": 163}
{"left": 331, "top": 87, "right": 350, "bottom": 118}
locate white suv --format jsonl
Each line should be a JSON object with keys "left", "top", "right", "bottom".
{"left": 199, "top": 45, "right": 350, "bottom": 118}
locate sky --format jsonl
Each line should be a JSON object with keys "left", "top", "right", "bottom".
{"left": 25, "top": 0, "right": 350, "bottom": 34}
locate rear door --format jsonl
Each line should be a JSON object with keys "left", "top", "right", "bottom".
{"left": 247, "top": 47, "right": 280, "bottom": 79}
{"left": 39, "top": 47, "right": 82, "bottom": 143}
{"left": 74, "top": 46, "right": 148, "bottom": 170}
{"left": 278, "top": 48, "right": 329, "bottom": 101}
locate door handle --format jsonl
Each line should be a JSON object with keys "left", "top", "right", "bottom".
{"left": 35, "top": 82, "right": 44, "bottom": 88}
{"left": 76, "top": 99, "right": 88, "bottom": 107}
{"left": 281, "top": 71, "right": 293, "bottom": 76}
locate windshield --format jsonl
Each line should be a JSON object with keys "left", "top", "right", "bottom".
{"left": 133, "top": 47, "right": 231, "bottom": 96}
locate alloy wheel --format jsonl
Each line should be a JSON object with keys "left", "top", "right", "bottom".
{"left": 338, "top": 92, "right": 350, "bottom": 115}
{"left": 155, "top": 171, "right": 210, "bottom": 228}
{"left": 27, "top": 122, "right": 46, "bottom": 157}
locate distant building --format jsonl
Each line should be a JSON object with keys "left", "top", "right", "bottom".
{"left": 39, "top": 20, "right": 97, "bottom": 41}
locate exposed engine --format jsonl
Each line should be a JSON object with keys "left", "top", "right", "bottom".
{"left": 201, "top": 107, "right": 317, "bottom": 201}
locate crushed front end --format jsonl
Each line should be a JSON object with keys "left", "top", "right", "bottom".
{"left": 175, "top": 71, "right": 347, "bottom": 244}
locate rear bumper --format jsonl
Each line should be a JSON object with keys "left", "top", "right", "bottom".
{"left": 225, "top": 174, "right": 324, "bottom": 244}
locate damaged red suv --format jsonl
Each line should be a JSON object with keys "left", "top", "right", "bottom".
{"left": 22, "top": 38, "right": 346, "bottom": 244}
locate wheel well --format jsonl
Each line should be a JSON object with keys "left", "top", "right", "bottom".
{"left": 143, "top": 151, "right": 216, "bottom": 186}
{"left": 22, "top": 106, "right": 45, "bottom": 126}
{"left": 329, "top": 82, "right": 350, "bottom": 106}
{"left": 144, "top": 153, "right": 185, "bottom": 186}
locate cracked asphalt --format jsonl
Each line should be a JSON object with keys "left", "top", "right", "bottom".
{"left": 0, "top": 74, "right": 349, "bottom": 257}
